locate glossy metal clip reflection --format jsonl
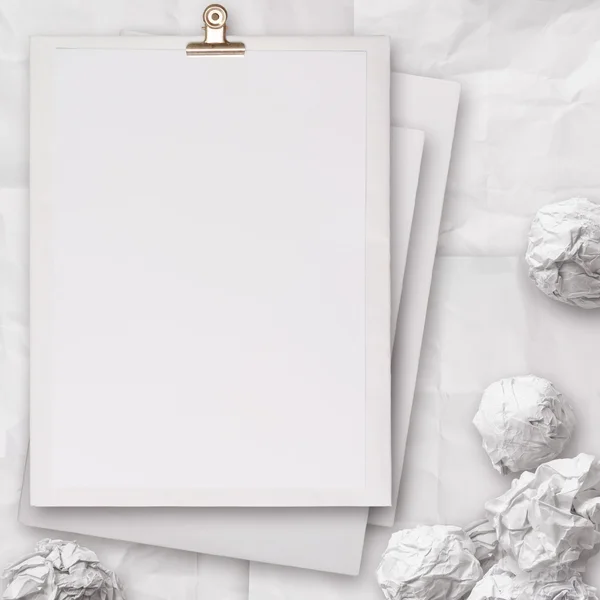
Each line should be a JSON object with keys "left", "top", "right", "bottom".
{"left": 186, "top": 4, "right": 245, "bottom": 57}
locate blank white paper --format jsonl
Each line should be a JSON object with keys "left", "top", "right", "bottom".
{"left": 30, "top": 38, "right": 391, "bottom": 507}
{"left": 20, "top": 124, "right": 419, "bottom": 574}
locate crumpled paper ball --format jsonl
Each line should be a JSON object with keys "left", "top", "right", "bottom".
{"left": 527, "top": 568, "right": 599, "bottom": 600}
{"left": 376, "top": 525, "right": 483, "bottom": 600}
{"left": 467, "top": 563, "right": 516, "bottom": 599}
{"left": 473, "top": 375, "right": 575, "bottom": 474}
{"left": 486, "top": 454, "right": 600, "bottom": 572}
{"left": 2, "top": 539, "right": 125, "bottom": 600}
{"left": 467, "top": 562, "right": 598, "bottom": 600}
{"left": 526, "top": 197, "right": 600, "bottom": 308}
{"left": 466, "top": 519, "right": 500, "bottom": 573}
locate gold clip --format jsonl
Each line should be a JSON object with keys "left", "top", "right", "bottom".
{"left": 186, "top": 4, "right": 245, "bottom": 57}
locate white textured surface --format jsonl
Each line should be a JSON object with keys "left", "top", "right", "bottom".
{"left": 486, "top": 454, "right": 600, "bottom": 572}
{"left": 6, "top": 0, "right": 600, "bottom": 598}
{"left": 376, "top": 525, "right": 481, "bottom": 600}
{"left": 526, "top": 198, "right": 600, "bottom": 308}
{"left": 357, "top": 0, "right": 600, "bottom": 259}
{"left": 473, "top": 375, "right": 575, "bottom": 474}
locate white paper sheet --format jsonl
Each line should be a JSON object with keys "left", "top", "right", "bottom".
{"left": 390, "top": 129, "right": 423, "bottom": 338}
{"left": 30, "top": 39, "right": 391, "bottom": 509}
{"left": 18, "top": 124, "right": 423, "bottom": 575}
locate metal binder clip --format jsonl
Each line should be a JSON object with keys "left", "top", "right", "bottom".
{"left": 186, "top": 4, "right": 245, "bottom": 56}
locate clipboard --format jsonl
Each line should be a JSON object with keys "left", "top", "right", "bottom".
{"left": 29, "top": 5, "right": 391, "bottom": 508}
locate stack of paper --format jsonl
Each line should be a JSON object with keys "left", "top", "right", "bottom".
{"left": 10, "top": 6, "right": 460, "bottom": 599}
{"left": 19, "top": 71, "right": 459, "bottom": 572}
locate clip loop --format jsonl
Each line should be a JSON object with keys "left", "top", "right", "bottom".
{"left": 186, "top": 4, "right": 245, "bottom": 57}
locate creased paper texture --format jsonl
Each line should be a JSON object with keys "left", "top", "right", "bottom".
{"left": 526, "top": 198, "right": 600, "bottom": 308}
{"left": 486, "top": 454, "right": 600, "bottom": 572}
{"left": 356, "top": 0, "right": 600, "bottom": 259}
{"left": 468, "top": 562, "right": 598, "bottom": 600}
{"left": 376, "top": 525, "right": 482, "bottom": 600}
{"left": 2, "top": 539, "right": 125, "bottom": 600}
{"left": 473, "top": 375, "right": 575, "bottom": 474}
{"left": 466, "top": 519, "right": 499, "bottom": 574}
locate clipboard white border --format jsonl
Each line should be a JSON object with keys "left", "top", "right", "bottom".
{"left": 29, "top": 35, "right": 391, "bottom": 507}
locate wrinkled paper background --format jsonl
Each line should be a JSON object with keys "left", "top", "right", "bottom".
{"left": 4, "top": 0, "right": 600, "bottom": 599}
